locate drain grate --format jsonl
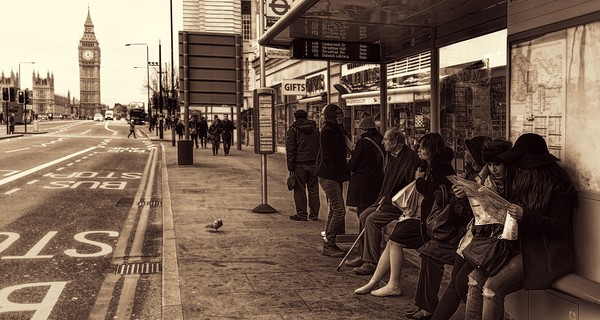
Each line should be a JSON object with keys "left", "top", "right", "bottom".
{"left": 116, "top": 198, "right": 162, "bottom": 207}
{"left": 115, "top": 262, "right": 162, "bottom": 275}
{"left": 138, "top": 198, "right": 162, "bottom": 207}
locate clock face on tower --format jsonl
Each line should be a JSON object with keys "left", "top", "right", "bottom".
{"left": 83, "top": 50, "right": 94, "bottom": 60}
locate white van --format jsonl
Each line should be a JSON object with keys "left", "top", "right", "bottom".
{"left": 105, "top": 110, "right": 114, "bottom": 120}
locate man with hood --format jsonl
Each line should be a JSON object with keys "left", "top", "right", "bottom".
{"left": 317, "top": 104, "right": 351, "bottom": 257}
{"left": 286, "top": 109, "right": 320, "bottom": 221}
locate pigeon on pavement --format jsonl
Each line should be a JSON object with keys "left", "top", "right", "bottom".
{"left": 205, "top": 218, "right": 223, "bottom": 231}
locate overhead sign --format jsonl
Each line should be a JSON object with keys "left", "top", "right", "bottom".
{"left": 290, "top": 18, "right": 375, "bottom": 42}
{"left": 291, "top": 39, "right": 380, "bottom": 63}
{"left": 282, "top": 79, "right": 306, "bottom": 96}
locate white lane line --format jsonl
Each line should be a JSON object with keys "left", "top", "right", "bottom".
{"left": 4, "top": 188, "right": 20, "bottom": 194}
{"left": 66, "top": 163, "right": 74, "bottom": 166}
{"left": 0, "top": 146, "right": 96, "bottom": 186}
{"left": 27, "top": 180, "right": 39, "bottom": 185}
{"left": 5, "top": 147, "right": 31, "bottom": 153}
{"left": 56, "top": 167, "right": 65, "bottom": 171}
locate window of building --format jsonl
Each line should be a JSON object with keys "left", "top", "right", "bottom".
{"left": 438, "top": 29, "right": 507, "bottom": 172}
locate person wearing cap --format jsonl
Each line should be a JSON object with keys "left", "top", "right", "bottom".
{"left": 346, "top": 126, "right": 420, "bottom": 276}
{"left": 285, "top": 109, "right": 320, "bottom": 221}
{"left": 465, "top": 133, "right": 578, "bottom": 320}
{"left": 316, "top": 104, "right": 351, "bottom": 257}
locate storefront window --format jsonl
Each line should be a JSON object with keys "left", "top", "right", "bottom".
{"left": 439, "top": 29, "right": 507, "bottom": 172}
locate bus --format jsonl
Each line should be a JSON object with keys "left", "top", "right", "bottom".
{"left": 3, "top": 102, "right": 32, "bottom": 124}
{"left": 128, "top": 104, "right": 146, "bottom": 125}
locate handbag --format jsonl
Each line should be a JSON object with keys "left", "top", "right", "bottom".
{"left": 286, "top": 173, "right": 296, "bottom": 191}
{"left": 426, "top": 185, "right": 467, "bottom": 242}
{"left": 392, "top": 180, "right": 423, "bottom": 220}
{"left": 462, "top": 235, "right": 512, "bottom": 276}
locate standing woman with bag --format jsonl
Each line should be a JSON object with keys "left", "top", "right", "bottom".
{"left": 346, "top": 116, "right": 384, "bottom": 218}
{"left": 464, "top": 133, "right": 578, "bottom": 320}
{"left": 317, "top": 104, "right": 351, "bottom": 257}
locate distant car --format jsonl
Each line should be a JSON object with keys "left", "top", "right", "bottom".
{"left": 93, "top": 113, "right": 104, "bottom": 121}
{"left": 105, "top": 110, "right": 114, "bottom": 120}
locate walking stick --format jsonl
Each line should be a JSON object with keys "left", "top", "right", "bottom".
{"left": 336, "top": 228, "right": 365, "bottom": 271}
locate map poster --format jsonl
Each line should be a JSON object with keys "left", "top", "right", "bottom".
{"left": 510, "top": 31, "right": 566, "bottom": 160}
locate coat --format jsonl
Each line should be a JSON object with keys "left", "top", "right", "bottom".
{"left": 316, "top": 121, "right": 350, "bottom": 183}
{"left": 346, "top": 129, "right": 384, "bottom": 208}
{"left": 285, "top": 119, "right": 320, "bottom": 172}
{"left": 520, "top": 179, "right": 576, "bottom": 289}
{"left": 416, "top": 147, "right": 456, "bottom": 223}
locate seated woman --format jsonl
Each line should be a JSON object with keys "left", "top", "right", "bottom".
{"left": 354, "top": 133, "right": 455, "bottom": 298}
{"left": 429, "top": 138, "right": 512, "bottom": 320}
{"left": 464, "top": 133, "right": 577, "bottom": 320}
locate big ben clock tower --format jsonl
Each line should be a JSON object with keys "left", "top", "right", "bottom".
{"left": 79, "top": 8, "right": 101, "bottom": 117}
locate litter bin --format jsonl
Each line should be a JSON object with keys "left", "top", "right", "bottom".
{"left": 177, "top": 140, "right": 194, "bottom": 165}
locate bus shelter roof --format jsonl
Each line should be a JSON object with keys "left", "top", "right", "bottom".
{"left": 259, "top": 0, "right": 507, "bottom": 63}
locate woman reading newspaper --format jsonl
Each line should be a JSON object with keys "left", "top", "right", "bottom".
{"left": 430, "top": 138, "right": 512, "bottom": 320}
{"left": 463, "top": 133, "right": 577, "bottom": 320}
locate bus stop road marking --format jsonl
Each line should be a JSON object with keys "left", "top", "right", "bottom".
{"left": 5, "top": 147, "right": 31, "bottom": 153}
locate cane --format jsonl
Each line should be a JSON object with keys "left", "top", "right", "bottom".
{"left": 336, "top": 228, "right": 365, "bottom": 271}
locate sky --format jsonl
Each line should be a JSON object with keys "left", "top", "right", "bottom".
{"left": 0, "top": 0, "right": 183, "bottom": 107}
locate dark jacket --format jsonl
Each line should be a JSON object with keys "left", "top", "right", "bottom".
{"left": 198, "top": 120, "right": 208, "bottom": 137}
{"left": 316, "top": 106, "right": 350, "bottom": 183}
{"left": 375, "top": 146, "right": 421, "bottom": 214}
{"left": 520, "top": 180, "right": 576, "bottom": 289}
{"left": 416, "top": 147, "right": 456, "bottom": 222}
{"left": 346, "top": 129, "right": 385, "bottom": 208}
{"left": 208, "top": 121, "right": 222, "bottom": 142}
{"left": 285, "top": 119, "right": 320, "bottom": 171}
{"left": 221, "top": 119, "right": 235, "bottom": 140}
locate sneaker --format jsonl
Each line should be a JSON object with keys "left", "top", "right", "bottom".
{"left": 353, "top": 262, "right": 377, "bottom": 275}
{"left": 309, "top": 215, "right": 318, "bottom": 221}
{"left": 345, "top": 256, "right": 363, "bottom": 268}
{"left": 321, "top": 243, "right": 346, "bottom": 258}
{"left": 289, "top": 214, "right": 307, "bottom": 221}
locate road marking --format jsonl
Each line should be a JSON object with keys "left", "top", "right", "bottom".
{"left": 26, "top": 180, "right": 39, "bottom": 185}
{"left": 0, "top": 170, "right": 19, "bottom": 177}
{"left": 56, "top": 167, "right": 65, "bottom": 171}
{"left": 5, "top": 147, "right": 31, "bottom": 153}
{"left": 3, "top": 188, "right": 20, "bottom": 194}
{"left": 0, "top": 146, "right": 96, "bottom": 186}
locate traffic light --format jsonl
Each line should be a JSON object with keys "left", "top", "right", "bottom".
{"left": 1, "top": 87, "right": 9, "bottom": 102}
{"left": 17, "top": 90, "right": 25, "bottom": 104}
{"left": 24, "top": 90, "right": 31, "bottom": 105}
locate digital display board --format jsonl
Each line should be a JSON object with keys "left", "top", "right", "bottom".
{"left": 291, "top": 39, "right": 380, "bottom": 63}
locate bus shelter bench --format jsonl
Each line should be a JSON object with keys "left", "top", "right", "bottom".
{"left": 551, "top": 273, "right": 600, "bottom": 306}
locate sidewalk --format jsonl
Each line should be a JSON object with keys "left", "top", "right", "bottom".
{"left": 156, "top": 133, "right": 463, "bottom": 320}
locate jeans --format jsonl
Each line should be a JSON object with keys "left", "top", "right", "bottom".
{"left": 465, "top": 253, "right": 524, "bottom": 320}
{"left": 319, "top": 178, "right": 346, "bottom": 243}
{"left": 358, "top": 207, "right": 401, "bottom": 264}
{"left": 292, "top": 165, "right": 320, "bottom": 218}
{"left": 223, "top": 136, "right": 232, "bottom": 155}
{"left": 432, "top": 255, "right": 473, "bottom": 320}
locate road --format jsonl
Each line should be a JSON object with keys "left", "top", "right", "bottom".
{"left": 0, "top": 119, "right": 162, "bottom": 319}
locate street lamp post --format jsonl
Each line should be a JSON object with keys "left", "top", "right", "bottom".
{"left": 125, "top": 43, "right": 151, "bottom": 128}
{"left": 19, "top": 61, "right": 35, "bottom": 133}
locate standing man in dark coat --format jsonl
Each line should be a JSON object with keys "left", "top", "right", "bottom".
{"left": 221, "top": 114, "right": 235, "bottom": 156}
{"left": 345, "top": 127, "right": 421, "bottom": 275}
{"left": 286, "top": 109, "right": 320, "bottom": 221}
{"left": 346, "top": 116, "right": 385, "bottom": 218}
{"left": 198, "top": 116, "right": 209, "bottom": 148}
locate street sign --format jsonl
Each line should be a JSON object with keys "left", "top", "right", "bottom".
{"left": 291, "top": 39, "right": 380, "bottom": 63}
{"left": 266, "top": 0, "right": 295, "bottom": 27}
{"left": 290, "top": 18, "right": 376, "bottom": 42}
{"left": 253, "top": 88, "right": 276, "bottom": 155}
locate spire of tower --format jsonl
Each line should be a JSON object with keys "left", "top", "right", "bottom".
{"left": 85, "top": 5, "right": 93, "bottom": 27}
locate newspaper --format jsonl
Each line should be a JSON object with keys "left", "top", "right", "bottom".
{"left": 447, "top": 175, "right": 510, "bottom": 225}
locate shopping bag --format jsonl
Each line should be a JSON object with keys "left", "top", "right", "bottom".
{"left": 392, "top": 180, "right": 423, "bottom": 220}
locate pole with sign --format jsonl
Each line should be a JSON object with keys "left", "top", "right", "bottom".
{"left": 252, "top": 92, "right": 277, "bottom": 213}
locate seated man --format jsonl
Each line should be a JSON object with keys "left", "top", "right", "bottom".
{"left": 346, "top": 127, "right": 421, "bottom": 275}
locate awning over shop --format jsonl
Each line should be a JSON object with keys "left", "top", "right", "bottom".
{"left": 298, "top": 92, "right": 327, "bottom": 104}
{"left": 258, "top": 0, "right": 506, "bottom": 63}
